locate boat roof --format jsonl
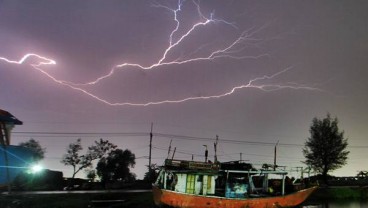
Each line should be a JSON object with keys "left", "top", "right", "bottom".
{"left": 220, "top": 160, "right": 256, "bottom": 171}
{"left": 164, "top": 159, "right": 220, "bottom": 172}
{"left": 164, "top": 159, "right": 288, "bottom": 175}
{"left": 224, "top": 169, "right": 288, "bottom": 175}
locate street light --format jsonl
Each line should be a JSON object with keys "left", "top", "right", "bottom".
{"left": 30, "top": 164, "right": 43, "bottom": 174}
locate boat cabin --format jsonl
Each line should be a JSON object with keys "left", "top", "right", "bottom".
{"left": 156, "top": 159, "right": 291, "bottom": 198}
{"left": 155, "top": 159, "right": 220, "bottom": 196}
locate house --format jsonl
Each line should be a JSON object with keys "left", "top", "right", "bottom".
{"left": 0, "top": 109, "right": 34, "bottom": 187}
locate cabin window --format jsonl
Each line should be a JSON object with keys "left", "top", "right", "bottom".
{"left": 186, "top": 174, "right": 196, "bottom": 194}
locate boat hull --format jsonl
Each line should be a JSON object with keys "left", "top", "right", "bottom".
{"left": 153, "top": 185, "right": 317, "bottom": 208}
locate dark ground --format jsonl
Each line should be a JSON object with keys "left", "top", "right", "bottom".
{"left": 0, "top": 191, "right": 154, "bottom": 208}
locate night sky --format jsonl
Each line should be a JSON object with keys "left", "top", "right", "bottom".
{"left": 1, "top": 0, "right": 367, "bottom": 179}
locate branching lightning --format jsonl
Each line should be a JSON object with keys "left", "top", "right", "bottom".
{"left": 0, "top": 0, "right": 321, "bottom": 107}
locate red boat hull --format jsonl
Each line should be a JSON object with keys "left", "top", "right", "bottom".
{"left": 153, "top": 185, "right": 317, "bottom": 208}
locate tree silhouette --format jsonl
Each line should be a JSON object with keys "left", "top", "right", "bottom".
{"left": 61, "top": 138, "right": 116, "bottom": 179}
{"left": 143, "top": 164, "right": 159, "bottom": 183}
{"left": 18, "top": 138, "right": 46, "bottom": 162}
{"left": 96, "top": 148, "right": 136, "bottom": 183}
{"left": 303, "top": 114, "right": 349, "bottom": 184}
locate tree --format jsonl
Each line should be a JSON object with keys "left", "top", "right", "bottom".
{"left": 61, "top": 138, "right": 116, "bottom": 179}
{"left": 85, "top": 169, "right": 97, "bottom": 182}
{"left": 303, "top": 114, "right": 349, "bottom": 184}
{"left": 357, "top": 171, "right": 368, "bottom": 178}
{"left": 96, "top": 148, "right": 136, "bottom": 183}
{"left": 143, "top": 164, "right": 159, "bottom": 183}
{"left": 18, "top": 138, "right": 46, "bottom": 162}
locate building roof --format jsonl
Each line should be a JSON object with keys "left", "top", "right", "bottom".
{"left": 0, "top": 109, "right": 23, "bottom": 125}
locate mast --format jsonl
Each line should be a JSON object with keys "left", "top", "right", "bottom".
{"left": 171, "top": 147, "right": 176, "bottom": 160}
{"left": 167, "top": 139, "right": 172, "bottom": 159}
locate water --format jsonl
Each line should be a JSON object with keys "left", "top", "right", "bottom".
{"left": 302, "top": 200, "right": 368, "bottom": 208}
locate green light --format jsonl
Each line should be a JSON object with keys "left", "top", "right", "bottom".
{"left": 30, "top": 164, "right": 43, "bottom": 173}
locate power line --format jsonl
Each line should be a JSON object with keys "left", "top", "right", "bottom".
{"left": 154, "top": 132, "right": 302, "bottom": 147}
{"left": 12, "top": 131, "right": 368, "bottom": 149}
{"left": 12, "top": 131, "right": 149, "bottom": 138}
{"left": 13, "top": 131, "right": 148, "bottom": 135}
{"left": 154, "top": 132, "right": 368, "bottom": 149}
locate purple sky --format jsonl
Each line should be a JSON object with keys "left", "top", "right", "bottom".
{"left": 1, "top": 0, "right": 367, "bottom": 179}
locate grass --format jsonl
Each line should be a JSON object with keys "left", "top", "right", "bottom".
{"left": 328, "top": 187, "right": 361, "bottom": 199}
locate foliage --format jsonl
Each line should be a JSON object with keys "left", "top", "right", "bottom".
{"left": 303, "top": 114, "right": 349, "bottom": 184}
{"left": 143, "top": 164, "right": 159, "bottom": 182}
{"left": 87, "top": 139, "right": 117, "bottom": 160}
{"left": 357, "top": 171, "right": 368, "bottom": 178}
{"left": 60, "top": 138, "right": 116, "bottom": 178}
{"left": 85, "top": 169, "right": 97, "bottom": 182}
{"left": 18, "top": 138, "right": 46, "bottom": 162}
{"left": 96, "top": 148, "right": 136, "bottom": 183}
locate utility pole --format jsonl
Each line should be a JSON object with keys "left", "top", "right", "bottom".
{"left": 149, "top": 123, "right": 153, "bottom": 180}
{"left": 214, "top": 135, "right": 218, "bottom": 163}
{"left": 274, "top": 140, "right": 279, "bottom": 171}
{"left": 203, "top": 145, "right": 208, "bottom": 162}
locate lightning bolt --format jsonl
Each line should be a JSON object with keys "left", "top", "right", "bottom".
{"left": 0, "top": 53, "right": 56, "bottom": 66}
{"left": 0, "top": 0, "right": 322, "bottom": 107}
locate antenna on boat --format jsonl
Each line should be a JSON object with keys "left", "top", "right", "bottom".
{"left": 214, "top": 135, "right": 218, "bottom": 163}
{"left": 274, "top": 140, "right": 279, "bottom": 171}
{"left": 171, "top": 147, "right": 176, "bottom": 160}
{"left": 167, "top": 139, "right": 172, "bottom": 159}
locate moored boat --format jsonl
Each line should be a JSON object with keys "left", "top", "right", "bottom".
{"left": 153, "top": 159, "right": 317, "bottom": 208}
